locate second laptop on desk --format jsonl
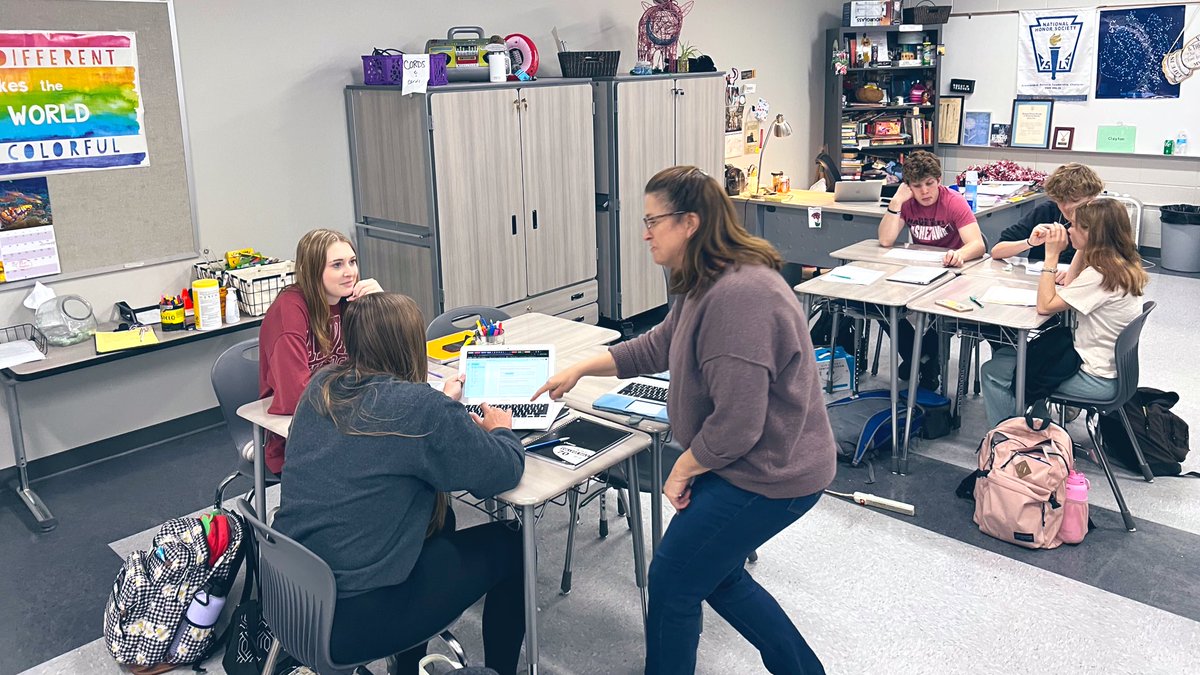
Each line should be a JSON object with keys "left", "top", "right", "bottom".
{"left": 593, "top": 372, "right": 670, "bottom": 423}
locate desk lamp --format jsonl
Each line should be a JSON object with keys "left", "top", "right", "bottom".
{"left": 753, "top": 113, "right": 793, "bottom": 196}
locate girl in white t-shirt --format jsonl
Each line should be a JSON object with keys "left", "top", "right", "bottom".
{"left": 981, "top": 198, "right": 1148, "bottom": 425}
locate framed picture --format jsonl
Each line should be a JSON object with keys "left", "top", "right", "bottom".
{"left": 990, "top": 123, "right": 1011, "bottom": 147}
{"left": 1010, "top": 99, "right": 1054, "bottom": 149}
{"left": 1052, "top": 126, "right": 1075, "bottom": 150}
{"left": 962, "top": 111, "right": 992, "bottom": 146}
{"left": 937, "top": 95, "right": 964, "bottom": 145}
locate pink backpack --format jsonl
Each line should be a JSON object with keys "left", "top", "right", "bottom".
{"left": 972, "top": 415, "right": 1075, "bottom": 549}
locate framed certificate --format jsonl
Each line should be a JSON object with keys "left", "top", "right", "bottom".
{"left": 937, "top": 95, "right": 964, "bottom": 146}
{"left": 1010, "top": 99, "right": 1054, "bottom": 149}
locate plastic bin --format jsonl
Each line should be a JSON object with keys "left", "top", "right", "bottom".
{"left": 1160, "top": 204, "right": 1200, "bottom": 273}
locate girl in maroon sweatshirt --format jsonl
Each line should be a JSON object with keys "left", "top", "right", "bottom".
{"left": 257, "top": 228, "right": 382, "bottom": 474}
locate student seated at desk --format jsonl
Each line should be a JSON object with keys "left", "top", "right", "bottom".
{"left": 878, "top": 150, "right": 986, "bottom": 389}
{"left": 258, "top": 228, "right": 382, "bottom": 474}
{"left": 990, "top": 163, "right": 1104, "bottom": 280}
{"left": 981, "top": 199, "right": 1147, "bottom": 426}
{"left": 272, "top": 293, "right": 526, "bottom": 675}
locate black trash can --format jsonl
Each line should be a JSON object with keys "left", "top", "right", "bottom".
{"left": 1160, "top": 204, "right": 1200, "bottom": 273}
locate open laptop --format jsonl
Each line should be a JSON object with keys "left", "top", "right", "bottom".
{"left": 593, "top": 372, "right": 670, "bottom": 424}
{"left": 833, "top": 179, "right": 885, "bottom": 203}
{"left": 459, "top": 345, "right": 564, "bottom": 430}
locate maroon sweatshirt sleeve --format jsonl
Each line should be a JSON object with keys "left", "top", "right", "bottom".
{"left": 262, "top": 293, "right": 315, "bottom": 417}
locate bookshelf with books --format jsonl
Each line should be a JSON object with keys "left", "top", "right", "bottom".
{"left": 825, "top": 25, "right": 943, "bottom": 182}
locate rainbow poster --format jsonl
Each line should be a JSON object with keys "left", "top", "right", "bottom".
{"left": 0, "top": 31, "right": 148, "bottom": 179}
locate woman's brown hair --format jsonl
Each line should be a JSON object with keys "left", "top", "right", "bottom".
{"left": 1076, "top": 198, "right": 1148, "bottom": 297}
{"left": 293, "top": 228, "right": 355, "bottom": 353}
{"left": 311, "top": 293, "right": 448, "bottom": 536}
{"left": 646, "top": 166, "right": 783, "bottom": 296}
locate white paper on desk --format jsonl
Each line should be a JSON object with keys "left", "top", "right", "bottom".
{"left": 883, "top": 248, "right": 945, "bottom": 263}
{"left": 0, "top": 339, "right": 46, "bottom": 369}
{"left": 980, "top": 286, "right": 1038, "bottom": 306}
{"left": 978, "top": 182, "right": 1030, "bottom": 197}
{"left": 401, "top": 54, "right": 429, "bottom": 95}
{"left": 888, "top": 266, "right": 950, "bottom": 285}
{"left": 1005, "top": 257, "right": 1044, "bottom": 275}
{"left": 825, "top": 265, "right": 885, "bottom": 285}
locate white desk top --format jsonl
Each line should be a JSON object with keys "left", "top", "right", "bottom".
{"left": 733, "top": 190, "right": 1044, "bottom": 219}
{"left": 237, "top": 397, "right": 293, "bottom": 438}
{"left": 960, "top": 257, "right": 1045, "bottom": 281}
{"left": 831, "top": 239, "right": 986, "bottom": 273}
{"left": 906, "top": 275, "right": 1056, "bottom": 331}
{"left": 473, "top": 312, "right": 620, "bottom": 355}
{"left": 793, "top": 260, "right": 954, "bottom": 307}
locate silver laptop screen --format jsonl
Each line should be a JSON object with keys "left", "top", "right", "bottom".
{"left": 463, "top": 349, "right": 551, "bottom": 400}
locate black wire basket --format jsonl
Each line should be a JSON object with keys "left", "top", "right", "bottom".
{"left": 0, "top": 323, "right": 49, "bottom": 355}
{"left": 558, "top": 51, "right": 620, "bottom": 78}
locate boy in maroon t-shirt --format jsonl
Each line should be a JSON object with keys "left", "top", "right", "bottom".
{"left": 877, "top": 151, "right": 986, "bottom": 389}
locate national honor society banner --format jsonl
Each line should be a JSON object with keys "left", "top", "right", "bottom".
{"left": 0, "top": 31, "right": 149, "bottom": 179}
{"left": 1017, "top": 9, "right": 1096, "bottom": 98}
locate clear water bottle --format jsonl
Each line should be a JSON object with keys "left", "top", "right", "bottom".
{"left": 1176, "top": 131, "right": 1189, "bottom": 156}
{"left": 964, "top": 170, "right": 979, "bottom": 213}
{"left": 1059, "top": 470, "right": 1090, "bottom": 545}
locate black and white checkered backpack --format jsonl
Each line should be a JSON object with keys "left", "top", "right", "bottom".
{"left": 103, "top": 511, "right": 245, "bottom": 668}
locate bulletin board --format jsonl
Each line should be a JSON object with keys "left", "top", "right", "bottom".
{"left": 0, "top": 0, "right": 197, "bottom": 286}
{"left": 940, "top": 5, "right": 1200, "bottom": 157}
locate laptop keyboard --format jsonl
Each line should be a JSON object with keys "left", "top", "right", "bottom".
{"left": 464, "top": 403, "right": 550, "bottom": 418}
{"left": 618, "top": 382, "right": 668, "bottom": 403}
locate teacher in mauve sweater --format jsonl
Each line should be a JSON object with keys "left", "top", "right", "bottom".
{"left": 534, "top": 166, "right": 837, "bottom": 675}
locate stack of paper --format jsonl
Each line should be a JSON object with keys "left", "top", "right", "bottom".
{"left": 888, "top": 266, "right": 951, "bottom": 285}
{"left": 824, "top": 265, "right": 885, "bottom": 285}
{"left": 980, "top": 287, "right": 1038, "bottom": 306}
{"left": 0, "top": 339, "right": 46, "bottom": 369}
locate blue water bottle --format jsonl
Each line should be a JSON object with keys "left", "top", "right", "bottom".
{"left": 964, "top": 170, "right": 979, "bottom": 213}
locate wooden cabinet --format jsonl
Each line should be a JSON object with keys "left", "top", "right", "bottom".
{"left": 593, "top": 73, "right": 724, "bottom": 321}
{"left": 346, "top": 81, "right": 597, "bottom": 323}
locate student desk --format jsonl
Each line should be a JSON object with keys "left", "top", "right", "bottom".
{"left": 794, "top": 261, "right": 953, "bottom": 473}
{"left": 904, "top": 275, "right": 1057, "bottom": 473}
{"left": 735, "top": 192, "right": 1045, "bottom": 268}
{"left": 2, "top": 317, "right": 262, "bottom": 532}
{"left": 237, "top": 398, "right": 651, "bottom": 675}
{"left": 831, "top": 239, "right": 987, "bottom": 272}
{"left": 961, "top": 257, "right": 1045, "bottom": 281}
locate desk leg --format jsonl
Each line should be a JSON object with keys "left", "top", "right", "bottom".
{"left": 3, "top": 378, "right": 56, "bottom": 531}
{"left": 1015, "top": 329, "right": 1029, "bottom": 414}
{"left": 938, "top": 317, "right": 952, "bottom": 399}
{"left": 650, "top": 433, "right": 664, "bottom": 553}
{"left": 889, "top": 307, "right": 901, "bottom": 475}
{"left": 521, "top": 504, "right": 539, "bottom": 675}
{"left": 253, "top": 424, "right": 267, "bottom": 522}
{"left": 901, "top": 312, "right": 925, "bottom": 475}
{"left": 828, "top": 306, "right": 841, "bottom": 394}
{"left": 625, "top": 455, "right": 649, "bottom": 628}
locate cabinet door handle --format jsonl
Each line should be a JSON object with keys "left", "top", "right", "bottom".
{"left": 511, "top": 215, "right": 518, "bottom": 235}
{"left": 531, "top": 209, "right": 538, "bottom": 230}
{"left": 522, "top": 97, "right": 528, "bottom": 110}
{"left": 570, "top": 292, "right": 584, "bottom": 301}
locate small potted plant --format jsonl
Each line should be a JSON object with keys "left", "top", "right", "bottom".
{"left": 676, "top": 41, "right": 698, "bottom": 73}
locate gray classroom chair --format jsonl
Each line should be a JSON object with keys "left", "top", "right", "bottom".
{"left": 426, "top": 306, "right": 511, "bottom": 340}
{"left": 1047, "top": 301, "right": 1157, "bottom": 533}
{"left": 212, "top": 339, "right": 279, "bottom": 506}
{"left": 235, "top": 498, "right": 469, "bottom": 675}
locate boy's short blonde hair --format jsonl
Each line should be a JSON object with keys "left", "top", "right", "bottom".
{"left": 1044, "top": 163, "right": 1103, "bottom": 204}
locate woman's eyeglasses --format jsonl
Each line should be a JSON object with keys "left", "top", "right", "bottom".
{"left": 642, "top": 210, "right": 686, "bottom": 230}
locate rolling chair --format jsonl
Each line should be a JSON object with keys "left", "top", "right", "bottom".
{"left": 236, "top": 498, "right": 471, "bottom": 675}
{"left": 427, "top": 305, "right": 511, "bottom": 340}
{"left": 815, "top": 151, "right": 840, "bottom": 192}
{"left": 213, "top": 339, "right": 280, "bottom": 506}
{"left": 1047, "top": 301, "right": 1157, "bottom": 533}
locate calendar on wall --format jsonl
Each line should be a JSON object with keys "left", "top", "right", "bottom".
{"left": 0, "top": 176, "right": 59, "bottom": 283}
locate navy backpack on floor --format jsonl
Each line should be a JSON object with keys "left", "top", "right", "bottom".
{"left": 826, "top": 390, "right": 924, "bottom": 480}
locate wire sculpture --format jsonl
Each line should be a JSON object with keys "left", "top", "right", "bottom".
{"left": 637, "top": 0, "right": 694, "bottom": 71}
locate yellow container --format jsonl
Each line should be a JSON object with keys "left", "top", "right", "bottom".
{"left": 192, "top": 278, "right": 222, "bottom": 331}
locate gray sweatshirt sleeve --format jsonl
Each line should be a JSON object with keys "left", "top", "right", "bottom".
{"left": 419, "top": 395, "right": 525, "bottom": 497}
{"left": 608, "top": 303, "right": 679, "bottom": 379}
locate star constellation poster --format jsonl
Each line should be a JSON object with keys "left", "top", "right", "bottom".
{"left": 1096, "top": 5, "right": 1185, "bottom": 99}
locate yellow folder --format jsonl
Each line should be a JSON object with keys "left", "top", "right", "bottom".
{"left": 95, "top": 326, "right": 160, "bottom": 353}
{"left": 426, "top": 329, "right": 473, "bottom": 364}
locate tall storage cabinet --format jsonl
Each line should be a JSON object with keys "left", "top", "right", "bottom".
{"left": 593, "top": 73, "right": 724, "bottom": 321}
{"left": 345, "top": 80, "right": 598, "bottom": 323}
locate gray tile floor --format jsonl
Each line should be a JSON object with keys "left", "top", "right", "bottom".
{"left": 6, "top": 268, "right": 1200, "bottom": 675}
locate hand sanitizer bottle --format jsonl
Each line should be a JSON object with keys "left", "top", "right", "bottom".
{"left": 964, "top": 170, "right": 979, "bottom": 213}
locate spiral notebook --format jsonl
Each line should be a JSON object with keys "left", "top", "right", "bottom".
{"left": 521, "top": 417, "right": 632, "bottom": 469}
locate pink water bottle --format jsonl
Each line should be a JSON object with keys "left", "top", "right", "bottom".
{"left": 1060, "top": 471, "right": 1090, "bottom": 545}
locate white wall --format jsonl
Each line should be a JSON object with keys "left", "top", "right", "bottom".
{"left": 0, "top": 0, "right": 844, "bottom": 470}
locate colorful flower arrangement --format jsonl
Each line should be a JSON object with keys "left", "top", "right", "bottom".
{"left": 956, "top": 159, "right": 1046, "bottom": 186}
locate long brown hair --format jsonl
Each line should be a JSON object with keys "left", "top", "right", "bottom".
{"left": 311, "top": 293, "right": 448, "bottom": 536}
{"left": 646, "top": 166, "right": 783, "bottom": 296}
{"left": 1076, "top": 198, "right": 1148, "bottom": 296}
{"left": 293, "top": 228, "right": 355, "bottom": 353}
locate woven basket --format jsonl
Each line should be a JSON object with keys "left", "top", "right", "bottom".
{"left": 362, "top": 51, "right": 450, "bottom": 86}
{"left": 558, "top": 51, "right": 620, "bottom": 78}
{"left": 902, "top": 1, "right": 951, "bottom": 25}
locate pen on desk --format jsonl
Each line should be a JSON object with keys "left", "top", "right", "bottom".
{"left": 428, "top": 371, "right": 444, "bottom": 379}
{"left": 526, "top": 436, "right": 570, "bottom": 450}
{"left": 969, "top": 296, "right": 984, "bottom": 308}
{"left": 830, "top": 273, "right": 853, "bottom": 280}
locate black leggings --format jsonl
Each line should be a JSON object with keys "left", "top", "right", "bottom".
{"left": 880, "top": 317, "right": 941, "bottom": 376}
{"left": 329, "top": 519, "right": 525, "bottom": 675}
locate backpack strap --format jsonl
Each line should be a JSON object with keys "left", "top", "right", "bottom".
{"left": 1024, "top": 411, "right": 1050, "bottom": 431}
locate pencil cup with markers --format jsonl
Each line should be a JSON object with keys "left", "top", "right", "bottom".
{"left": 474, "top": 318, "right": 505, "bottom": 345}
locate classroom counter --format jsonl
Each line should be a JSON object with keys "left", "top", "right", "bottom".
{"left": 733, "top": 190, "right": 1046, "bottom": 268}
